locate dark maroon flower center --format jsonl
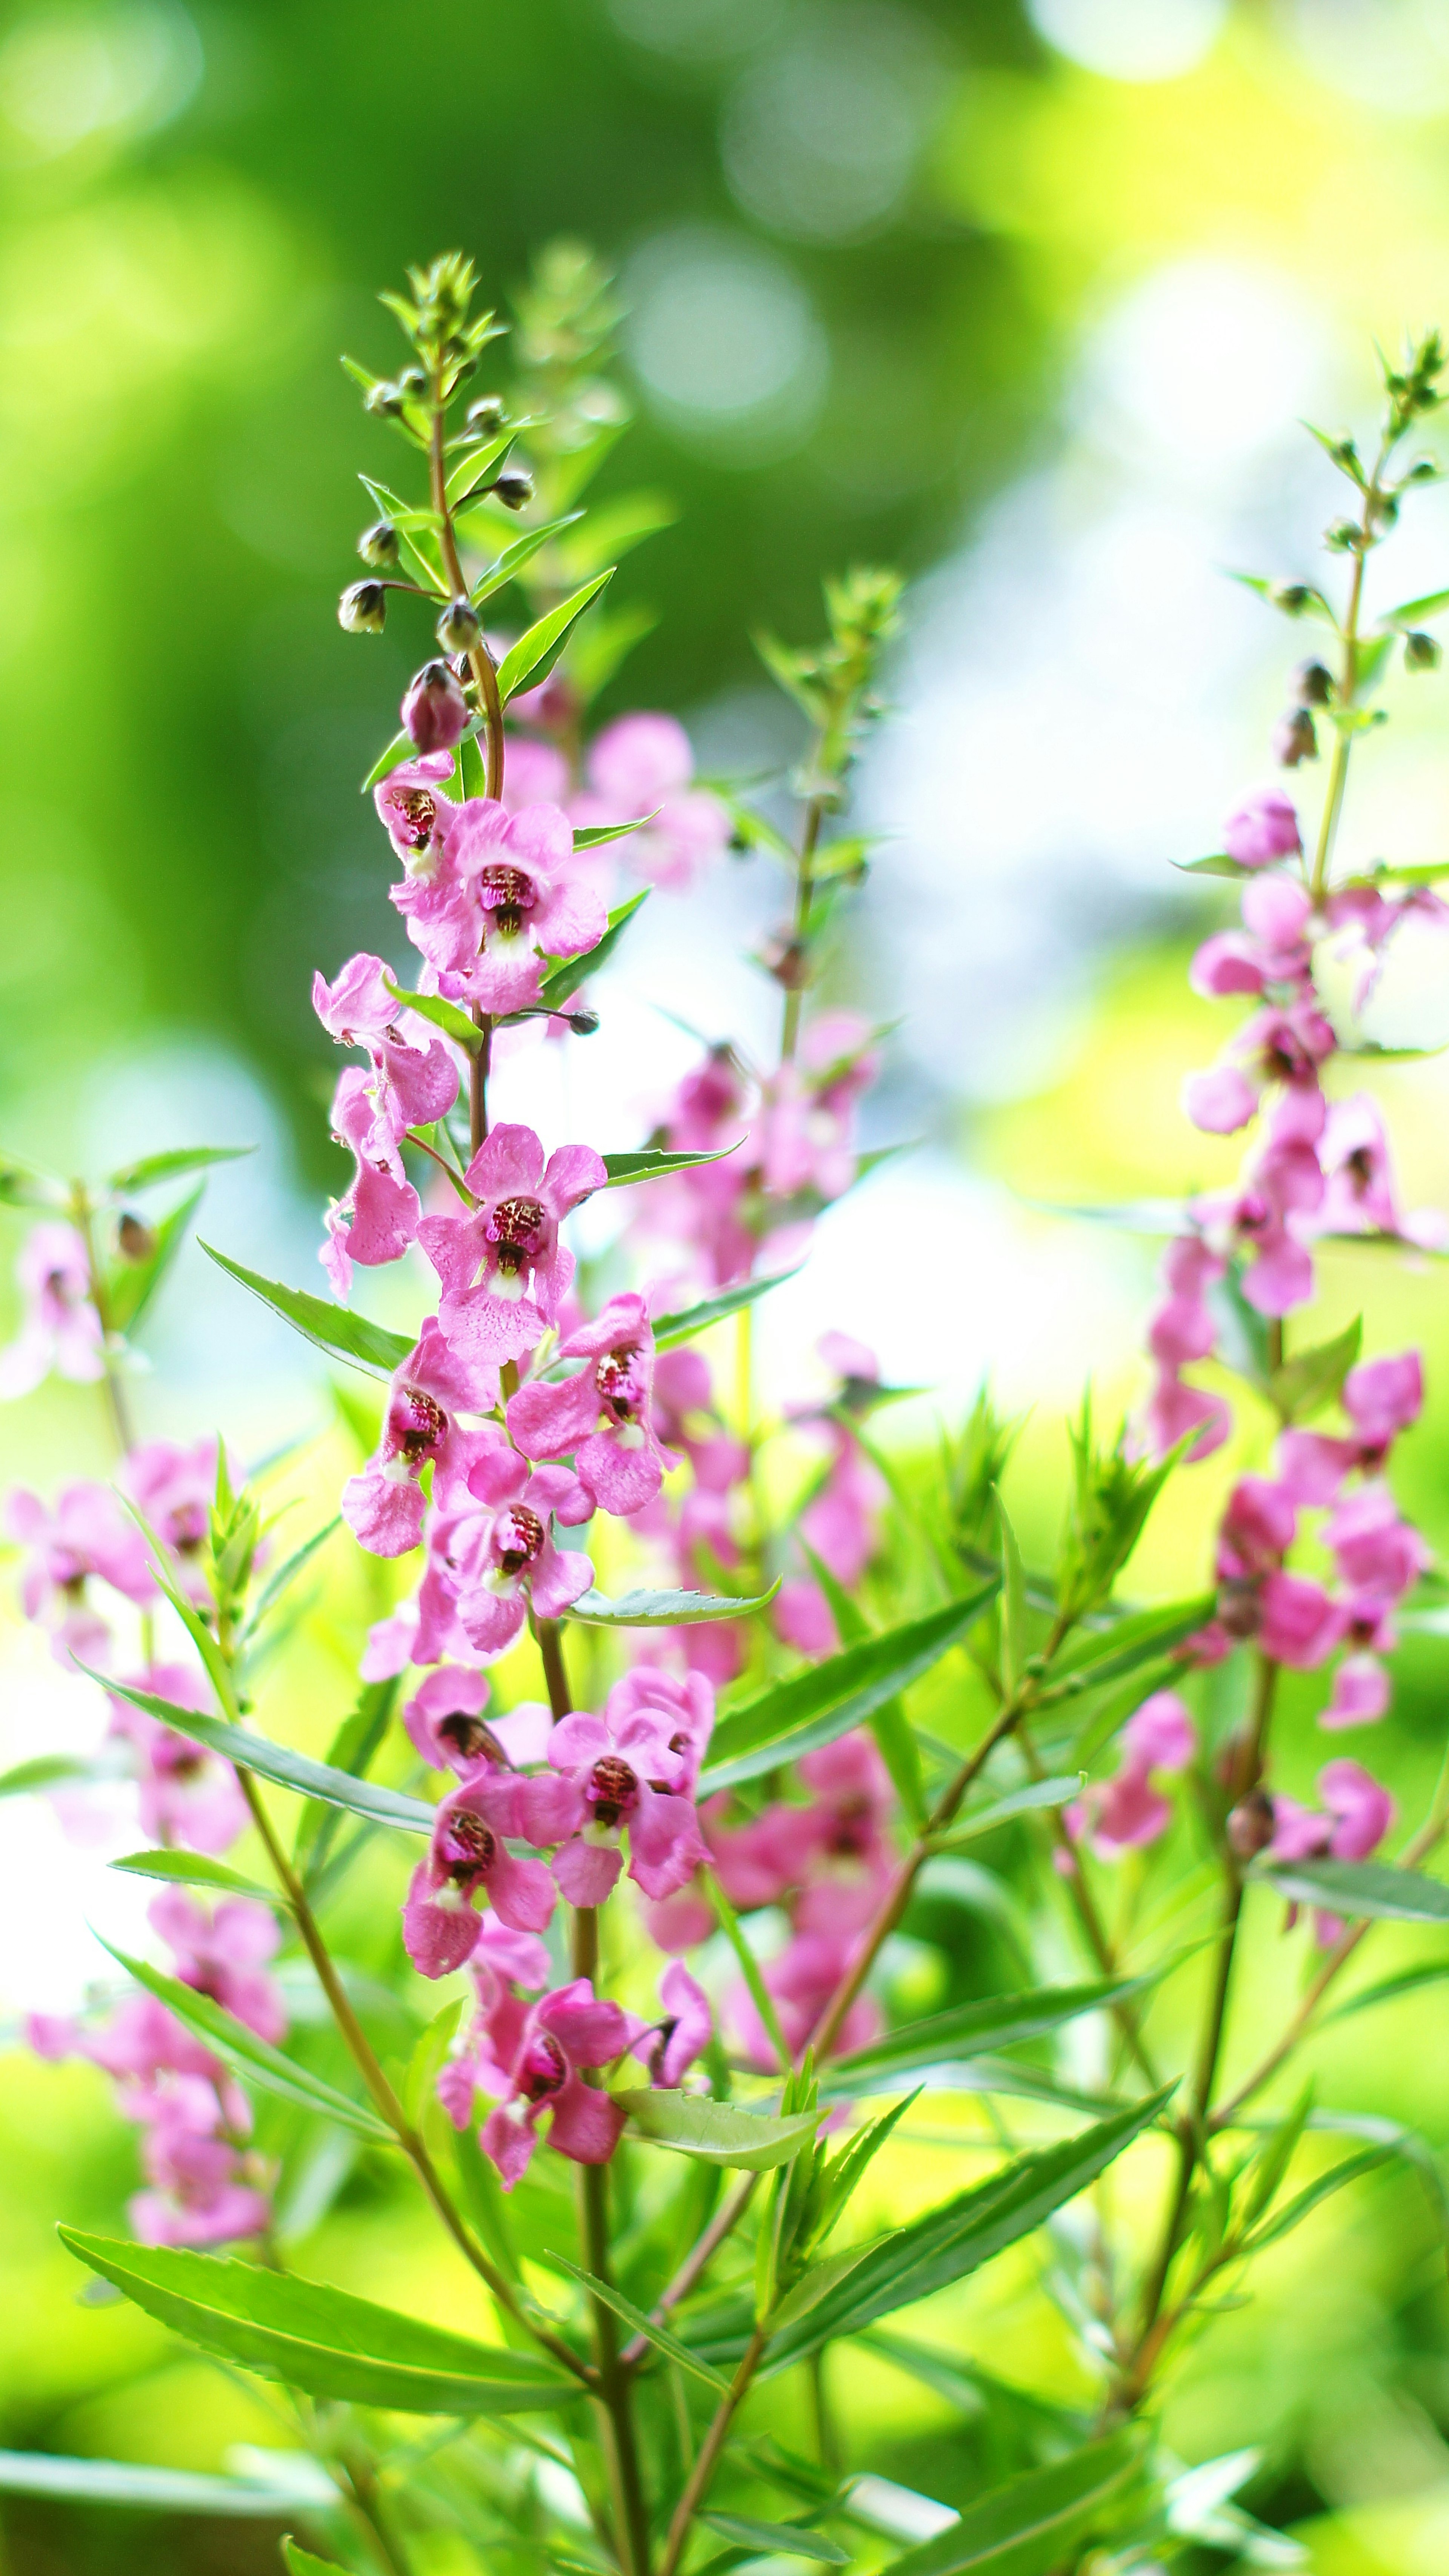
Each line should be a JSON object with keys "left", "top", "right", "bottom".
{"left": 519, "top": 2032, "right": 568, "bottom": 2100}
{"left": 438, "top": 1711, "right": 506, "bottom": 1764}
{"left": 392, "top": 1386, "right": 448, "bottom": 1464}
{"left": 596, "top": 1345, "right": 645, "bottom": 1421}
{"left": 440, "top": 1809, "right": 496, "bottom": 1878}
{"left": 496, "top": 1503, "right": 545, "bottom": 1576}
{"left": 486, "top": 1196, "right": 548, "bottom": 1275}
{"left": 1263, "top": 1030, "right": 1313, "bottom": 1082}
{"left": 168, "top": 1504, "right": 208, "bottom": 1555}
{"left": 822, "top": 1793, "right": 872, "bottom": 1856}
{"left": 588, "top": 1753, "right": 638, "bottom": 1827}
{"left": 392, "top": 787, "right": 438, "bottom": 848}
{"left": 479, "top": 865, "right": 537, "bottom": 937}
{"left": 1345, "top": 1145, "right": 1376, "bottom": 1192}
{"left": 1217, "top": 1576, "right": 1261, "bottom": 1639}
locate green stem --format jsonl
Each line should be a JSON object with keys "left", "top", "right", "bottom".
{"left": 659, "top": 2323, "right": 769, "bottom": 2576}
{"left": 72, "top": 1187, "right": 135, "bottom": 1454}
{"left": 1308, "top": 437, "right": 1388, "bottom": 904}
{"left": 780, "top": 792, "right": 826, "bottom": 1062}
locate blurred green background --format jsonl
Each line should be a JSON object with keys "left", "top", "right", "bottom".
{"left": 6, "top": 0, "right": 1449, "bottom": 2569}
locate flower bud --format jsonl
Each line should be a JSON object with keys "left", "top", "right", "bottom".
{"left": 358, "top": 518, "right": 400, "bottom": 569}
{"left": 567, "top": 1007, "right": 600, "bottom": 1037}
{"left": 116, "top": 1212, "right": 157, "bottom": 1263}
{"left": 339, "top": 580, "right": 386, "bottom": 635}
{"left": 1267, "top": 580, "right": 1312, "bottom": 616}
{"left": 397, "top": 365, "right": 428, "bottom": 400}
{"left": 437, "top": 596, "right": 482, "bottom": 653}
{"left": 1324, "top": 518, "right": 1361, "bottom": 552}
{"left": 1404, "top": 629, "right": 1441, "bottom": 672}
{"left": 1226, "top": 1786, "right": 1275, "bottom": 1862}
{"left": 1404, "top": 456, "right": 1439, "bottom": 484}
{"left": 492, "top": 466, "right": 534, "bottom": 512}
{"left": 466, "top": 395, "right": 506, "bottom": 435}
{"left": 402, "top": 659, "right": 469, "bottom": 754}
{"left": 365, "top": 380, "right": 406, "bottom": 419}
{"left": 1272, "top": 706, "right": 1318, "bottom": 767}
{"left": 1290, "top": 658, "right": 1333, "bottom": 706}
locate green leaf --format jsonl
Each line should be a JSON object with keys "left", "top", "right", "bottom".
{"left": 385, "top": 978, "right": 486, "bottom": 1056}
{"left": 1379, "top": 584, "right": 1449, "bottom": 628}
{"left": 361, "top": 727, "right": 414, "bottom": 792}
{"left": 1271, "top": 1315, "right": 1362, "bottom": 1424}
{"left": 568, "top": 1584, "right": 777, "bottom": 1628}
{"left": 199, "top": 1244, "right": 414, "bottom": 1382}
{"left": 700, "top": 1588, "right": 997, "bottom": 1796}
{"left": 1320, "top": 1959, "right": 1449, "bottom": 2026}
{"left": 497, "top": 570, "right": 615, "bottom": 704}
{"left": 703, "top": 1867, "right": 790, "bottom": 2074}
{"left": 934, "top": 1778, "right": 1082, "bottom": 1846}
{"left": 653, "top": 1269, "right": 803, "bottom": 1353}
{"left": 700, "top": 2514, "right": 848, "bottom": 2565}
{"left": 95, "top": 1942, "right": 392, "bottom": 2139}
{"left": 242, "top": 1516, "right": 343, "bottom": 1639}
{"left": 764, "top": 2090, "right": 1172, "bottom": 2367}
{"left": 282, "top": 2546, "right": 343, "bottom": 2576}
{"left": 469, "top": 510, "right": 585, "bottom": 605}
{"left": 613, "top": 2090, "right": 820, "bottom": 2171}
{"left": 108, "top": 1146, "right": 255, "bottom": 1195}
{"left": 106, "top": 1186, "right": 204, "bottom": 1336}
{"left": 92, "top": 1674, "right": 434, "bottom": 1837}
{"left": 1240, "top": 2082, "right": 1314, "bottom": 2231}
{"left": 403, "top": 1998, "right": 463, "bottom": 2130}
{"left": 569, "top": 598, "right": 657, "bottom": 703}
{"left": 0, "top": 2451, "right": 307, "bottom": 2517}
{"left": 544, "top": 2255, "right": 730, "bottom": 2391}
{"left": 294, "top": 1677, "right": 401, "bottom": 1881}
{"left": 1044, "top": 1595, "right": 1216, "bottom": 1698}
{"left": 0, "top": 1753, "right": 109, "bottom": 1799}
{"left": 1240, "top": 2144, "right": 1391, "bottom": 2252}
{"left": 879, "top": 2433, "right": 1143, "bottom": 2576}
{"left": 799, "top": 1541, "right": 928, "bottom": 1830}
{"left": 1032, "top": 1196, "right": 1187, "bottom": 1236}
{"left": 1207, "top": 1260, "right": 1273, "bottom": 1389}
{"left": 443, "top": 427, "right": 516, "bottom": 506}
{"left": 110, "top": 1851, "right": 283, "bottom": 1905}
{"left": 1172, "top": 852, "right": 1254, "bottom": 880}
{"left": 818, "top": 1975, "right": 1158, "bottom": 2100}
{"left": 0, "top": 1154, "right": 67, "bottom": 1209}
{"left": 601, "top": 1145, "right": 738, "bottom": 1189}
{"left": 57, "top": 2231, "right": 579, "bottom": 2415}
{"left": 569, "top": 813, "right": 658, "bottom": 852}
{"left": 1255, "top": 1854, "right": 1449, "bottom": 1923}
{"left": 554, "top": 488, "right": 678, "bottom": 578}
{"left": 995, "top": 1490, "right": 1026, "bottom": 1698}
{"left": 534, "top": 889, "right": 650, "bottom": 1010}
{"left": 1232, "top": 571, "right": 1336, "bottom": 627}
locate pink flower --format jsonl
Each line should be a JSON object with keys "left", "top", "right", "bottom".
{"left": 1326, "top": 880, "right": 1449, "bottom": 1014}
{"left": 402, "top": 660, "right": 468, "bottom": 755}
{"left": 1189, "top": 876, "right": 1314, "bottom": 1001}
{"left": 507, "top": 1293, "right": 677, "bottom": 1517}
{"left": 106, "top": 1663, "right": 247, "bottom": 1855}
{"left": 342, "top": 1320, "right": 500, "bottom": 1558}
{"left": 122, "top": 1437, "right": 228, "bottom": 1605}
{"left": 1324, "top": 1484, "right": 1429, "bottom": 1599}
{"left": 402, "top": 1778, "right": 556, "bottom": 1978}
{"left": 1135, "top": 1367, "right": 1231, "bottom": 1466}
{"left": 361, "top": 1598, "right": 420, "bottom": 1680}
{"left": 428, "top": 1447, "right": 594, "bottom": 1657}
{"left": 577, "top": 712, "right": 730, "bottom": 891}
{"left": 149, "top": 1889, "right": 287, "bottom": 2045}
{"left": 374, "top": 751, "right": 459, "bottom": 873}
{"left": 1317, "top": 1094, "right": 1448, "bottom": 1248}
{"left": 480, "top": 1979, "right": 641, "bottom": 2187}
{"left": 1068, "top": 1689, "right": 1197, "bottom": 1857}
{"left": 436, "top": 1918, "right": 554, "bottom": 2129}
{"left": 0, "top": 1221, "right": 102, "bottom": 1398}
{"left": 732, "top": 1929, "right": 878, "bottom": 2071}
{"left": 1345, "top": 1352, "right": 1424, "bottom": 1452}
{"left": 392, "top": 799, "right": 608, "bottom": 1012}
{"left": 502, "top": 734, "right": 570, "bottom": 811}
{"left": 1221, "top": 788, "right": 1301, "bottom": 869}
{"left": 8, "top": 1479, "right": 155, "bottom": 1664}
{"left": 1321, "top": 1651, "right": 1392, "bottom": 1729}
{"left": 1320, "top": 1755, "right": 1395, "bottom": 1858}
{"left": 402, "top": 1667, "right": 552, "bottom": 1775}
{"left": 321, "top": 1066, "right": 421, "bottom": 1298}
{"left": 1183, "top": 999, "right": 1335, "bottom": 1137}
{"left": 418, "top": 1123, "right": 606, "bottom": 1363}
{"left": 1258, "top": 1571, "right": 1344, "bottom": 1669}
{"left": 312, "top": 951, "right": 460, "bottom": 1141}
{"left": 523, "top": 1680, "right": 709, "bottom": 1907}
{"left": 632, "top": 1962, "right": 712, "bottom": 2087}
{"left": 757, "top": 1014, "right": 880, "bottom": 1206}
{"left": 1216, "top": 1477, "right": 1297, "bottom": 1583}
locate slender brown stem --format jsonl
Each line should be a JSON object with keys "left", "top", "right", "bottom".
{"left": 659, "top": 2323, "right": 769, "bottom": 2576}
{"left": 538, "top": 1616, "right": 574, "bottom": 1721}
{"left": 619, "top": 2173, "right": 759, "bottom": 2373}
{"left": 1016, "top": 1718, "right": 1162, "bottom": 2086}
{"left": 428, "top": 395, "right": 505, "bottom": 801}
{"left": 469, "top": 1010, "right": 492, "bottom": 1156}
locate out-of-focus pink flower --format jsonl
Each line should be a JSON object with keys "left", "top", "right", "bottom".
{"left": 1183, "top": 999, "right": 1335, "bottom": 1138}
{"left": 361, "top": 1597, "right": 420, "bottom": 1680}
{"left": 507, "top": 1293, "right": 677, "bottom": 1517}
{"left": 756, "top": 1014, "right": 880, "bottom": 1207}
{"left": 403, "top": 1777, "right": 556, "bottom": 1977}
{"left": 1067, "top": 1689, "right": 1197, "bottom": 1858}
{"left": 149, "top": 1889, "right": 287, "bottom": 2045}
{"left": 523, "top": 1680, "right": 709, "bottom": 1907}
{"left": 0, "top": 1221, "right": 103, "bottom": 1398}
{"left": 106, "top": 1663, "right": 247, "bottom": 1854}
{"left": 1216, "top": 1477, "right": 1297, "bottom": 1583}
{"left": 576, "top": 712, "right": 730, "bottom": 892}
{"left": 1135, "top": 1367, "right": 1231, "bottom": 1467}
{"left": 1258, "top": 1571, "right": 1344, "bottom": 1669}
{"left": 1221, "top": 788, "right": 1301, "bottom": 869}
{"left": 1325, "top": 1484, "right": 1429, "bottom": 1599}
{"left": 1190, "top": 876, "right": 1314, "bottom": 1001}
{"left": 436, "top": 1917, "right": 554, "bottom": 2130}
{"left": 8, "top": 1479, "right": 155, "bottom": 1665}
{"left": 480, "top": 1979, "right": 642, "bottom": 2187}
{"left": 342, "top": 1320, "right": 499, "bottom": 1558}
{"left": 418, "top": 1123, "right": 605, "bottom": 1363}
{"left": 312, "top": 951, "right": 460, "bottom": 1143}
{"left": 1326, "top": 878, "right": 1449, "bottom": 1014}
{"left": 732, "top": 1929, "right": 878, "bottom": 2071}
{"left": 1271, "top": 1758, "right": 1397, "bottom": 1941}
{"left": 122, "top": 1437, "right": 228, "bottom": 1604}
{"left": 632, "top": 1961, "right": 713, "bottom": 2088}
{"left": 321, "top": 1066, "right": 421, "bottom": 1298}
{"left": 1322, "top": 1651, "right": 1393, "bottom": 1729}
{"left": 501, "top": 734, "right": 570, "bottom": 811}
{"left": 1316, "top": 1094, "right": 1449, "bottom": 1249}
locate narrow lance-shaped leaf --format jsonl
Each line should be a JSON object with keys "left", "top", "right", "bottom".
{"left": 0, "top": 1752, "right": 119, "bottom": 1799}
{"left": 817, "top": 1973, "right": 1162, "bottom": 2099}
{"left": 57, "top": 2232, "right": 581, "bottom": 2415}
{"left": 601, "top": 1144, "right": 739, "bottom": 1188}
{"left": 995, "top": 1489, "right": 1026, "bottom": 1698}
{"left": 613, "top": 2089, "right": 820, "bottom": 2172}
{"left": 0, "top": 2452, "right": 315, "bottom": 2518}
{"left": 108, "top": 1146, "right": 255, "bottom": 1195}
{"left": 933, "top": 1778, "right": 1083, "bottom": 1847}
{"left": 763, "top": 2088, "right": 1173, "bottom": 2368}
{"left": 700, "top": 2514, "right": 848, "bottom": 2566}
{"left": 95, "top": 1941, "right": 392, "bottom": 2141}
{"left": 700, "top": 1586, "right": 998, "bottom": 1796}
{"left": 653, "top": 1269, "right": 803, "bottom": 1353}
{"left": 295, "top": 1676, "right": 401, "bottom": 1880}
{"left": 1240, "top": 2144, "right": 1392, "bottom": 2252}
{"left": 386, "top": 978, "right": 486, "bottom": 1056}
{"left": 93, "top": 1673, "right": 435, "bottom": 1836}
{"left": 1271, "top": 1315, "right": 1362, "bottom": 1424}
{"left": 880, "top": 2434, "right": 1144, "bottom": 2576}
{"left": 798, "top": 1539, "right": 928, "bottom": 1831}
{"left": 497, "top": 568, "right": 615, "bottom": 703}
{"left": 200, "top": 1244, "right": 414, "bottom": 1381}
{"left": 1043, "top": 1594, "right": 1217, "bottom": 1699}
{"left": 468, "top": 509, "right": 585, "bottom": 605}
{"left": 106, "top": 1185, "right": 204, "bottom": 1336}
{"left": 110, "top": 1851, "right": 285, "bottom": 1906}
{"left": 533, "top": 888, "right": 650, "bottom": 1011}
{"left": 1253, "top": 1853, "right": 1449, "bottom": 1923}
{"left": 545, "top": 2255, "right": 731, "bottom": 2392}
{"left": 242, "top": 1516, "right": 343, "bottom": 1640}
{"left": 568, "top": 1583, "right": 779, "bottom": 1628}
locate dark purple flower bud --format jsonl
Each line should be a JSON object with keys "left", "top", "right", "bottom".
{"left": 1267, "top": 581, "right": 1313, "bottom": 616}
{"left": 364, "top": 380, "right": 406, "bottom": 419}
{"left": 567, "top": 1008, "right": 600, "bottom": 1037}
{"left": 437, "top": 596, "right": 482, "bottom": 654}
{"left": 492, "top": 466, "right": 534, "bottom": 512}
{"left": 1226, "top": 1786, "right": 1276, "bottom": 1862}
{"left": 116, "top": 1212, "right": 157, "bottom": 1263}
{"left": 466, "top": 395, "right": 506, "bottom": 435}
{"left": 1324, "top": 519, "right": 1361, "bottom": 553}
{"left": 1290, "top": 658, "right": 1333, "bottom": 706}
{"left": 1404, "top": 630, "right": 1441, "bottom": 672}
{"left": 1272, "top": 706, "right": 1318, "bottom": 767}
{"left": 358, "top": 519, "right": 400, "bottom": 568}
{"left": 339, "top": 581, "right": 387, "bottom": 635}
{"left": 402, "top": 660, "right": 468, "bottom": 754}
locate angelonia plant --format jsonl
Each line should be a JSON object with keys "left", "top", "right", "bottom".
{"left": 2, "top": 264, "right": 1448, "bottom": 2576}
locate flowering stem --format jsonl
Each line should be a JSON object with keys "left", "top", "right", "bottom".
{"left": 71, "top": 1186, "right": 136, "bottom": 1454}
{"left": 1015, "top": 1717, "right": 1162, "bottom": 2086}
{"left": 658, "top": 2322, "right": 769, "bottom": 2576}
{"left": 469, "top": 1010, "right": 492, "bottom": 1155}
{"left": 780, "top": 792, "right": 826, "bottom": 1063}
{"left": 1308, "top": 436, "right": 1388, "bottom": 903}
{"left": 618, "top": 2173, "right": 759, "bottom": 2374}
